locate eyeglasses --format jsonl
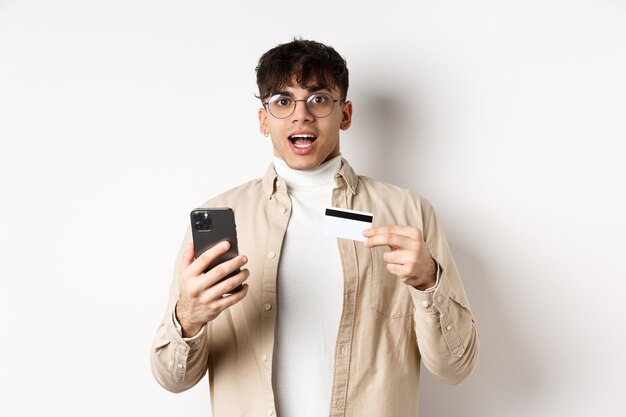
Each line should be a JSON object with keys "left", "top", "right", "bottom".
{"left": 263, "top": 92, "right": 339, "bottom": 119}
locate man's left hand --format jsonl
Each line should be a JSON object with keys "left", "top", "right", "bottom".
{"left": 363, "top": 225, "right": 437, "bottom": 291}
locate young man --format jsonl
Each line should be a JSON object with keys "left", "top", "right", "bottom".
{"left": 151, "top": 39, "right": 479, "bottom": 417}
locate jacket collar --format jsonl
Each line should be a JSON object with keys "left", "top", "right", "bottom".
{"left": 262, "top": 157, "right": 359, "bottom": 198}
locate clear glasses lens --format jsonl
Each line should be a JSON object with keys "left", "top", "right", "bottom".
{"left": 267, "top": 93, "right": 335, "bottom": 118}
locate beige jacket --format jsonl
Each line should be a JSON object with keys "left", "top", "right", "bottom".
{"left": 151, "top": 158, "right": 479, "bottom": 417}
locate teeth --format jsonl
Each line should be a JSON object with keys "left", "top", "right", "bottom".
{"left": 289, "top": 133, "right": 316, "bottom": 150}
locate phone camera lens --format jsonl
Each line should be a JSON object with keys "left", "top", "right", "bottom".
{"left": 192, "top": 211, "right": 212, "bottom": 231}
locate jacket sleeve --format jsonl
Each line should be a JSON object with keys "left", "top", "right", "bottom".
{"left": 150, "top": 231, "right": 211, "bottom": 393}
{"left": 408, "top": 200, "right": 480, "bottom": 384}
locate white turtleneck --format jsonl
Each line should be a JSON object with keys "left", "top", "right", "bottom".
{"left": 273, "top": 155, "right": 344, "bottom": 417}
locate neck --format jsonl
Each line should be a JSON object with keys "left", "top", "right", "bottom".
{"left": 273, "top": 156, "right": 342, "bottom": 191}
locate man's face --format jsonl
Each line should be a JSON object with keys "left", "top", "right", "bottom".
{"left": 258, "top": 81, "right": 352, "bottom": 171}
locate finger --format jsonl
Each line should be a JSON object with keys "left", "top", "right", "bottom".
{"left": 364, "top": 225, "right": 421, "bottom": 240}
{"left": 187, "top": 240, "right": 231, "bottom": 277}
{"left": 382, "top": 249, "right": 418, "bottom": 265}
{"left": 187, "top": 261, "right": 249, "bottom": 299}
{"left": 365, "top": 233, "right": 418, "bottom": 250}
{"left": 199, "top": 255, "right": 249, "bottom": 293}
{"left": 201, "top": 254, "right": 248, "bottom": 287}
{"left": 201, "top": 268, "right": 250, "bottom": 301}
{"left": 386, "top": 262, "right": 412, "bottom": 278}
{"left": 189, "top": 254, "right": 248, "bottom": 298}
{"left": 201, "top": 282, "right": 250, "bottom": 314}
{"left": 179, "top": 241, "right": 195, "bottom": 275}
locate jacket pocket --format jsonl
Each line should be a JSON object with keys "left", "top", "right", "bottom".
{"left": 369, "top": 248, "right": 415, "bottom": 318}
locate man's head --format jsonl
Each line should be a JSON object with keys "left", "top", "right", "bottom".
{"left": 256, "top": 39, "right": 349, "bottom": 103}
{"left": 256, "top": 39, "right": 352, "bottom": 171}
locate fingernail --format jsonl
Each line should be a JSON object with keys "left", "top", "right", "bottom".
{"left": 222, "top": 241, "right": 229, "bottom": 248}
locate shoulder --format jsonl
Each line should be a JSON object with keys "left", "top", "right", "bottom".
{"left": 340, "top": 159, "right": 433, "bottom": 213}
{"left": 356, "top": 175, "right": 434, "bottom": 214}
{"left": 197, "top": 178, "right": 265, "bottom": 209}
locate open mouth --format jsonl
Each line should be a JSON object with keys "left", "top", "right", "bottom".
{"left": 288, "top": 133, "right": 317, "bottom": 149}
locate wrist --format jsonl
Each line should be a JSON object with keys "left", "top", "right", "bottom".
{"left": 181, "top": 324, "right": 203, "bottom": 338}
{"left": 175, "top": 302, "right": 203, "bottom": 338}
{"left": 414, "top": 259, "right": 438, "bottom": 291}
{"left": 414, "top": 276, "right": 436, "bottom": 291}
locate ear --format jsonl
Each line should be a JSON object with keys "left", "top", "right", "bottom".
{"left": 340, "top": 100, "right": 353, "bottom": 131}
{"left": 258, "top": 107, "right": 269, "bottom": 135}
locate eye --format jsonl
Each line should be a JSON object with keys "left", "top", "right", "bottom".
{"left": 308, "top": 94, "right": 328, "bottom": 104}
{"left": 269, "top": 95, "right": 293, "bottom": 107}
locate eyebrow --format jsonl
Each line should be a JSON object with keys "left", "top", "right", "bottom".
{"left": 305, "top": 84, "right": 330, "bottom": 93}
{"left": 270, "top": 85, "right": 332, "bottom": 97}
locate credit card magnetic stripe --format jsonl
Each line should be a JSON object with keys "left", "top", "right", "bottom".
{"left": 324, "top": 208, "right": 373, "bottom": 223}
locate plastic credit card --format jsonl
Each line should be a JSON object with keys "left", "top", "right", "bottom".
{"left": 323, "top": 207, "right": 373, "bottom": 242}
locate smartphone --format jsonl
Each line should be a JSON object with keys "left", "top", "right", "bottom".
{"left": 190, "top": 207, "right": 242, "bottom": 293}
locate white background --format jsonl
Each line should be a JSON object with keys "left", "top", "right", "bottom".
{"left": 1, "top": 0, "right": 625, "bottom": 416}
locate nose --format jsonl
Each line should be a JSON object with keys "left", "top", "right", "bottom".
{"left": 291, "top": 99, "right": 314, "bottom": 122}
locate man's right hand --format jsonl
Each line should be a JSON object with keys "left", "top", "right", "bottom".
{"left": 175, "top": 241, "right": 250, "bottom": 338}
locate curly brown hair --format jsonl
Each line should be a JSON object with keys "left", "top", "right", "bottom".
{"left": 255, "top": 39, "right": 349, "bottom": 102}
